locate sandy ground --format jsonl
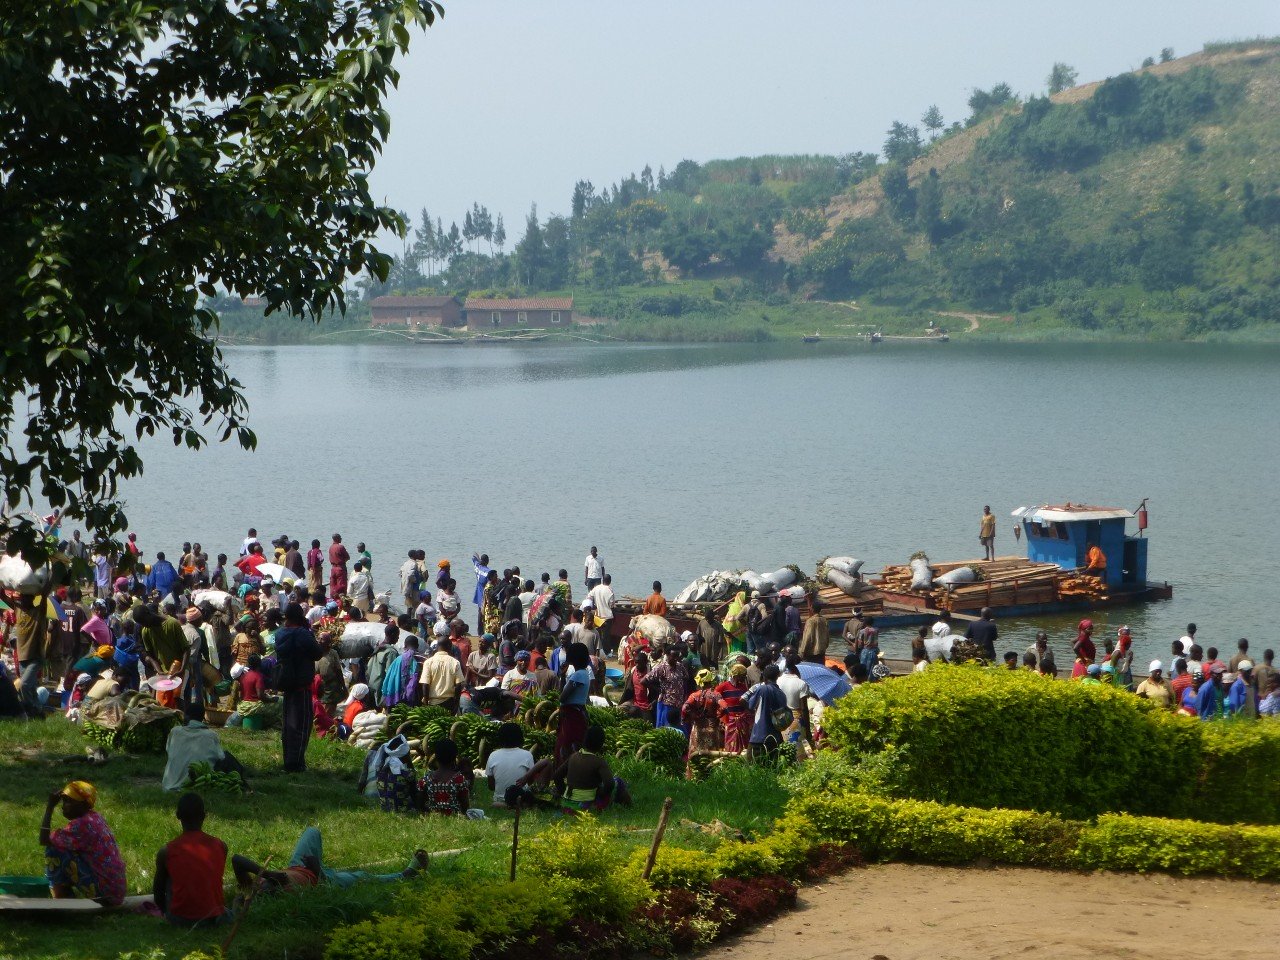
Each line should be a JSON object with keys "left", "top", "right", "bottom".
{"left": 704, "top": 864, "right": 1279, "bottom": 960}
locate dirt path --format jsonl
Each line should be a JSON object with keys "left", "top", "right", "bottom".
{"left": 704, "top": 864, "right": 1279, "bottom": 960}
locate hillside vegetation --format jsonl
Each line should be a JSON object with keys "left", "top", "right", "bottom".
{"left": 221, "top": 40, "right": 1280, "bottom": 342}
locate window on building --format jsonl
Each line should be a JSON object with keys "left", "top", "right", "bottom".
{"left": 490, "top": 311, "right": 501, "bottom": 326}
{"left": 550, "top": 311, "right": 562, "bottom": 324}
{"left": 517, "top": 311, "right": 527, "bottom": 323}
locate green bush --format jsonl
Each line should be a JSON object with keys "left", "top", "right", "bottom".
{"left": 1076, "top": 814, "right": 1280, "bottom": 880}
{"left": 790, "top": 791, "right": 1078, "bottom": 866}
{"left": 822, "top": 667, "right": 1200, "bottom": 819}
{"left": 787, "top": 789, "right": 1280, "bottom": 880}
{"left": 1180, "top": 720, "right": 1280, "bottom": 825}
{"left": 630, "top": 845, "right": 721, "bottom": 889}
{"left": 521, "top": 818, "right": 651, "bottom": 920}
{"left": 823, "top": 667, "right": 1280, "bottom": 824}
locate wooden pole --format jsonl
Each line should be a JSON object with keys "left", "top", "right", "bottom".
{"left": 509, "top": 802, "right": 521, "bottom": 882}
{"left": 641, "top": 797, "right": 675, "bottom": 881}
{"left": 221, "top": 855, "right": 272, "bottom": 956}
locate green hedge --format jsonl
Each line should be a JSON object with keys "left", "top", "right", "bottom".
{"left": 822, "top": 667, "right": 1280, "bottom": 823}
{"left": 789, "top": 790, "right": 1280, "bottom": 880}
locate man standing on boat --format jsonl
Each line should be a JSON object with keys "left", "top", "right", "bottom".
{"left": 979, "top": 506, "right": 996, "bottom": 561}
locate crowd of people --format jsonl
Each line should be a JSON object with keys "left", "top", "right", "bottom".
{"left": 7, "top": 521, "right": 1280, "bottom": 913}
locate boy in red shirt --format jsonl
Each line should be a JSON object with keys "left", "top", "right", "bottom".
{"left": 154, "top": 793, "right": 230, "bottom": 925}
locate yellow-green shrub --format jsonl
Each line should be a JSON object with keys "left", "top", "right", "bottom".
{"left": 629, "top": 845, "right": 721, "bottom": 889}
{"left": 522, "top": 818, "right": 651, "bottom": 920}
{"left": 821, "top": 667, "right": 1280, "bottom": 823}
{"left": 1077, "top": 813, "right": 1280, "bottom": 879}
{"left": 789, "top": 790, "right": 1078, "bottom": 865}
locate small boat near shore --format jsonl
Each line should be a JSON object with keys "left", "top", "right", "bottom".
{"left": 802, "top": 331, "right": 822, "bottom": 343}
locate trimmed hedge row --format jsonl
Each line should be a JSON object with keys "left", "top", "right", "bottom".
{"left": 790, "top": 789, "right": 1280, "bottom": 880}
{"left": 822, "top": 666, "right": 1280, "bottom": 823}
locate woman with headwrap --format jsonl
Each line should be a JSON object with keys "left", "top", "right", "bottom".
{"left": 724, "top": 591, "right": 748, "bottom": 655}
{"left": 715, "top": 660, "right": 753, "bottom": 754}
{"left": 40, "top": 780, "right": 126, "bottom": 905}
{"left": 681, "top": 669, "right": 723, "bottom": 775}
{"left": 1112, "top": 626, "right": 1134, "bottom": 690}
{"left": 1071, "top": 619, "right": 1096, "bottom": 679}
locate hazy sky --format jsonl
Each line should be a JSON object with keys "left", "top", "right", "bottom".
{"left": 372, "top": 1, "right": 1279, "bottom": 242}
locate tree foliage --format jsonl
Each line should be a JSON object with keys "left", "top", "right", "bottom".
{"left": 1, "top": 0, "right": 438, "bottom": 561}
{"left": 1047, "top": 62, "right": 1078, "bottom": 95}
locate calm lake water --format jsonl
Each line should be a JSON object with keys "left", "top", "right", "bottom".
{"left": 120, "top": 340, "right": 1280, "bottom": 665}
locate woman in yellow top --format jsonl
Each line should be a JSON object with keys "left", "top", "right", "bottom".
{"left": 724, "top": 591, "right": 748, "bottom": 655}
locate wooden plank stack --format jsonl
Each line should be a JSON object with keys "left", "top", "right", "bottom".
{"left": 872, "top": 555, "right": 1106, "bottom": 612}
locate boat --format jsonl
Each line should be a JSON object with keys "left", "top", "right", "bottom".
{"left": 602, "top": 500, "right": 1173, "bottom": 645}
{"left": 863, "top": 503, "right": 1171, "bottom": 627}
{"left": 470, "top": 333, "right": 550, "bottom": 343}
{"left": 802, "top": 331, "right": 821, "bottom": 343}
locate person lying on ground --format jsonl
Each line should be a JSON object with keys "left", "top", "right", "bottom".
{"left": 40, "top": 780, "right": 126, "bottom": 905}
{"left": 154, "top": 793, "right": 231, "bottom": 925}
{"left": 552, "top": 725, "right": 631, "bottom": 813}
{"left": 232, "top": 827, "right": 428, "bottom": 893}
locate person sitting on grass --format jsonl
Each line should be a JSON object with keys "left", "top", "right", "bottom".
{"left": 39, "top": 780, "right": 126, "bottom": 905}
{"left": 154, "top": 793, "right": 230, "bottom": 926}
{"left": 162, "top": 700, "right": 249, "bottom": 792}
{"left": 232, "top": 827, "right": 428, "bottom": 893}
{"left": 485, "top": 722, "right": 547, "bottom": 808}
{"left": 419, "top": 738, "right": 478, "bottom": 816}
{"left": 552, "top": 725, "right": 631, "bottom": 813}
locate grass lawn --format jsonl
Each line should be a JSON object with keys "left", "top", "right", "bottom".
{"left": 0, "top": 718, "right": 786, "bottom": 960}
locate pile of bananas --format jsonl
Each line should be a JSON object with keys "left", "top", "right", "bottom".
{"left": 119, "top": 720, "right": 176, "bottom": 753}
{"left": 83, "top": 722, "right": 119, "bottom": 750}
{"left": 187, "top": 760, "right": 242, "bottom": 793}
{"left": 515, "top": 692, "right": 560, "bottom": 731}
{"left": 633, "top": 726, "right": 689, "bottom": 778}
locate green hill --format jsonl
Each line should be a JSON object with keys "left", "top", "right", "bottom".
{"left": 236, "top": 40, "right": 1280, "bottom": 343}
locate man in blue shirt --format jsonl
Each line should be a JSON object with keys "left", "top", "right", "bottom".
{"left": 1226, "top": 661, "right": 1256, "bottom": 718}
{"left": 1196, "top": 665, "right": 1224, "bottom": 720}
{"left": 745, "top": 665, "right": 788, "bottom": 758}
{"left": 145, "top": 552, "right": 179, "bottom": 598}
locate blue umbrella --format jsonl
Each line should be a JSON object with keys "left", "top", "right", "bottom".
{"left": 796, "top": 662, "right": 852, "bottom": 705}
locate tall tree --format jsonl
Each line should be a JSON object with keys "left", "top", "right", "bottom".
{"left": 462, "top": 209, "right": 477, "bottom": 254}
{"left": 571, "top": 180, "right": 595, "bottom": 220}
{"left": 414, "top": 206, "right": 438, "bottom": 277}
{"left": 493, "top": 214, "right": 506, "bottom": 254}
{"left": 1160, "top": 47, "right": 1174, "bottom": 63}
{"left": 922, "top": 105, "right": 945, "bottom": 139}
{"left": 0, "top": 0, "right": 439, "bottom": 560}
{"left": 1047, "top": 62, "right": 1079, "bottom": 95}
{"left": 514, "top": 205, "right": 546, "bottom": 288}
{"left": 883, "top": 121, "right": 924, "bottom": 164}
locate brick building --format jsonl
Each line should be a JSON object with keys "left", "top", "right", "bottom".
{"left": 369, "top": 295, "right": 463, "bottom": 329}
{"left": 463, "top": 297, "right": 573, "bottom": 330}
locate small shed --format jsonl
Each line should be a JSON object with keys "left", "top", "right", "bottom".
{"left": 1011, "top": 504, "right": 1146, "bottom": 589}
{"left": 463, "top": 297, "right": 573, "bottom": 330}
{"left": 370, "top": 295, "right": 463, "bottom": 329}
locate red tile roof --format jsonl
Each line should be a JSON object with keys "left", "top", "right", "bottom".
{"left": 370, "top": 296, "right": 460, "bottom": 308}
{"left": 464, "top": 297, "right": 573, "bottom": 311}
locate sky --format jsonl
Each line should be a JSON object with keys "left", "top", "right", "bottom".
{"left": 371, "top": 0, "right": 1280, "bottom": 244}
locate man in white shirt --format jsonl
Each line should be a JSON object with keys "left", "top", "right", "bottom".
{"left": 586, "top": 575, "right": 615, "bottom": 650}
{"left": 349, "top": 563, "right": 373, "bottom": 613}
{"left": 239, "top": 528, "right": 260, "bottom": 558}
{"left": 930, "top": 612, "right": 952, "bottom": 640}
{"left": 584, "top": 547, "right": 604, "bottom": 590}
{"left": 485, "top": 722, "right": 537, "bottom": 807}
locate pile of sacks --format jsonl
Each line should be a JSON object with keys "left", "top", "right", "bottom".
{"left": 673, "top": 566, "right": 807, "bottom": 603}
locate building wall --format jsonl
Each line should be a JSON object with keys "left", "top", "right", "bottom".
{"left": 466, "top": 307, "right": 572, "bottom": 330}
{"left": 370, "top": 301, "right": 462, "bottom": 328}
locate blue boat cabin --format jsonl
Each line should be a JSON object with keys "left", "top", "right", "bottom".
{"left": 1011, "top": 505, "right": 1148, "bottom": 590}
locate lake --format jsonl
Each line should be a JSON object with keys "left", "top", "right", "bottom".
{"left": 120, "top": 340, "right": 1280, "bottom": 665}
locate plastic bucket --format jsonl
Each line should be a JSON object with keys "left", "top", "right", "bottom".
{"left": 242, "top": 715, "right": 264, "bottom": 731}
{"left": 0, "top": 876, "right": 49, "bottom": 898}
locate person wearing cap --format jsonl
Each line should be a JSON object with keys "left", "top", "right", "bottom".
{"left": 1196, "top": 665, "right": 1225, "bottom": 720}
{"left": 1227, "top": 660, "right": 1257, "bottom": 718}
{"left": 1070, "top": 619, "right": 1096, "bottom": 679}
{"left": 1135, "top": 660, "right": 1175, "bottom": 709}
{"left": 1178, "top": 669, "right": 1203, "bottom": 715}
{"left": 65, "top": 673, "right": 95, "bottom": 717}
{"left": 40, "top": 780, "right": 126, "bottom": 905}
{"left": 1080, "top": 663, "right": 1103, "bottom": 686}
